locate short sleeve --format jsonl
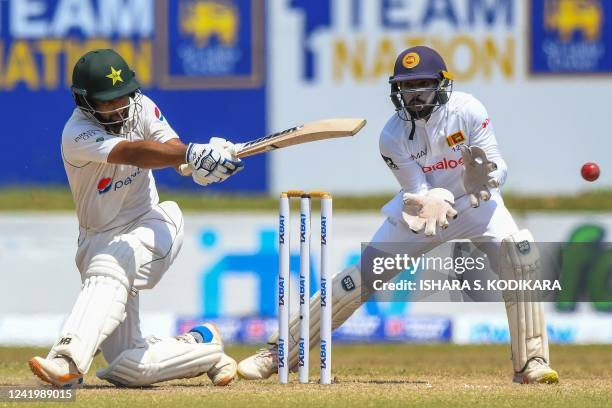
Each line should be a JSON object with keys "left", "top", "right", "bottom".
{"left": 62, "top": 128, "right": 124, "bottom": 164}
{"left": 140, "top": 95, "right": 179, "bottom": 143}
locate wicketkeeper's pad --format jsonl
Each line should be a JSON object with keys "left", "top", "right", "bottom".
{"left": 499, "top": 229, "right": 549, "bottom": 372}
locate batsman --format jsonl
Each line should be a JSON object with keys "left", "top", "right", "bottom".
{"left": 238, "top": 46, "right": 559, "bottom": 384}
{"left": 28, "top": 49, "right": 245, "bottom": 388}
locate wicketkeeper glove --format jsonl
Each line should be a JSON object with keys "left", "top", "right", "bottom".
{"left": 460, "top": 145, "right": 499, "bottom": 208}
{"left": 402, "top": 188, "right": 458, "bottom": 236}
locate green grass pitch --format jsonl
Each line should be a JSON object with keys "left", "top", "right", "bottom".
{"left": 1, "top": 344, "right": 610, "bottom": 407}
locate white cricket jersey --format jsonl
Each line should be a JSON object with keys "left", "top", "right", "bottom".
{"left": 61, "top": 94, "right": 179, "bottom": 232}
{"left": 379, "top": 91, "right": 507, "bottom": 199}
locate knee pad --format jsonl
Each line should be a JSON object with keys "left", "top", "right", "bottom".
{"left": 88, "top": 234, "right": 144, "bottom": 283}
{"left": 50, "top": 234, "right": 144, "bottom": 373}
{"left": 97, "top": 336, "right": 222, "bottom": 387}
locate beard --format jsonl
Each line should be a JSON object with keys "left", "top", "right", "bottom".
{"left": 97, "top": 106, "right": 130, "bottom": 135}
{"left": 402, "top": 89, "right": 436, "bottom": 119}
{"left": 406, "top": 97, "right": 434, "bottom": 120}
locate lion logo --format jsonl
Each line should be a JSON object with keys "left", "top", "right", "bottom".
{"left": 180, "top": 0, "right": 239, "bottom": 47}
{"left": 545, "top": 0, "right": 603, "bottom": 42}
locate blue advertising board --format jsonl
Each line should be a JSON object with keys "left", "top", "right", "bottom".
{"left": 530, "top": 0, "right": 612, "bottom": 74}
{"left": 0, "top": 0, "right": 267, "bottom": 192}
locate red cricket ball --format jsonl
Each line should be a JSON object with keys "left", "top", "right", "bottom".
{"left": 581, "top": 162, "right": 600, "bottom": 182}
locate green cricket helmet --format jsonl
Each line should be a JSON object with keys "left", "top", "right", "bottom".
{"left": 71, "top": 49, "right": 142, "bottom": 134}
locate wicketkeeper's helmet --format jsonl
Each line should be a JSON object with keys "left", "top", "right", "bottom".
{"left": 389, "top": 46, "right": 454, "bottom": 123}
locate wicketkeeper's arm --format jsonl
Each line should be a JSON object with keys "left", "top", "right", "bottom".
{"left": 466, "top": 97, "right": 508, "bottom": 188}
{"left": 379, "top": 131, "right": 431, "bottom": 195}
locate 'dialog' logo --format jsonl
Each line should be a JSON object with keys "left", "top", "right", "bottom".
{"left": 530, "top": 0, "right": 611, "bottom": 74}
{"left": 177, "top": 0, "right": 242, "bottom": 75}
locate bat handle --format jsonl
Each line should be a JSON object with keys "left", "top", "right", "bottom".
{"left": 178, "top": 142, "right": 246, "bottom": 177}
{"left": 234, "top": 142, "right": 246, "bottom": 158}
{"left": 177, "top": 163, "right": 192, "bottom": 176}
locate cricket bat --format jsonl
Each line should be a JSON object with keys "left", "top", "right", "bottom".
{"left": 178, "top": 117, "right": 366, "bottom": 176}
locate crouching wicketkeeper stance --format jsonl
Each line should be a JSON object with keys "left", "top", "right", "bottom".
{"left": 28, "top": 49, "right": 244, "bottom": 388}
{"left": 238, "top": 46, "right": 559, "bottom": 384}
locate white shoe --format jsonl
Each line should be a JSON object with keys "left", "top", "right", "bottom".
{"left": 208, "top": 353, "right": 238, "bottom": 386}
{"left": 28, "top": 356, "right": 83, "bottom": 388}
{"left": 189, "top": 323, "right": 237, "bottom": 386}
{"left": 237, "top": 345, "right": 278, "bottom": 380}
{"left": 513, "top": 357, "right": 559, "bottom": 384}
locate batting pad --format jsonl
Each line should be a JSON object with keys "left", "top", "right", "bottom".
{"left": 268, "top": 265, "right": 363, "bottom": 369}
{"left": 499, "top": 229, "right": 549, "bottom": 372}
{"left": 96, "top": 336, "right": 222, "bottom": 386}
{"left": 49, "top": 235, "right": 142, "bottom": 373}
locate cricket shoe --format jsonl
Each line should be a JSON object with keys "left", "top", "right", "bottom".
{"left": 513, "top": 357, "right": 559, "bottom": 384}
{"left": 237, "top": 344, "right": 279, "bottom": 380}
{"left": 207, "top": 353, "right": 238, "bottom": 386}
{"left": 28, "top": 356, "right": 83, "bottom": 388}
{"left": 188, "top": 323, "right": 237, "bottom": 386}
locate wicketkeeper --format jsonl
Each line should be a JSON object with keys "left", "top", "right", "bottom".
{"left": 238, "top": 46, "right": 559, "bottom": 385}
{"left": 28, "top": 49, "right": 244, "bottom": 388}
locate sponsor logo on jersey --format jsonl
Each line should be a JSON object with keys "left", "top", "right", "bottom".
{"left": 97, "top": 177, "right": 113, "bottom": 194}
{"left": 97, "top": 168, "right": 142, "bottom": 194}
{"left": 445, "top": 131, "right": 465, "bottom": 147}
{"left": 482, "top": 118, "right": 491, "bottom": 129}
{"left": 410, "top": 149, "right": 427, "bottom": 160}
{"left": 421, "top": 157, "right": 464, "bottom": 173}
{"left": 154, "top": 106, "right": 165, "bottom": 121}
{"left": 74, "top": 129, "right": 101, "bottom": 143}
{"left": 381, "top": 154, "right": 399, "bottom": 170}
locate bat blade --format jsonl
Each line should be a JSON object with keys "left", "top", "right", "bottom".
{"left": 236, "top": 117, "right": 366, "bottom": 158}
{"left": 178, "top": 117, "right": 366, "bottom": 176}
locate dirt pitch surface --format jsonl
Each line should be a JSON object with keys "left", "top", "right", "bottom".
{"left": 1, "top": 344, "right": 610, "bottom": 408}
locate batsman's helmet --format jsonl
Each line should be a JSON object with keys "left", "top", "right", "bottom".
{"left": 389, "top": 46, "right": 454, "bottom": 124}
{"left": 71, "top": 49, "right": 142, "bottom": 134}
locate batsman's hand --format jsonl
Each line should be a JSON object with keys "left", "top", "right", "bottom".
{"left": 402, "top": 188, "right": 458, "bottom": 236}
{"left": 460, "top": 145, "right": 499, "bottom": 208}
{"left": 186, "top": 138, "right": 244, "bottom": 186}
